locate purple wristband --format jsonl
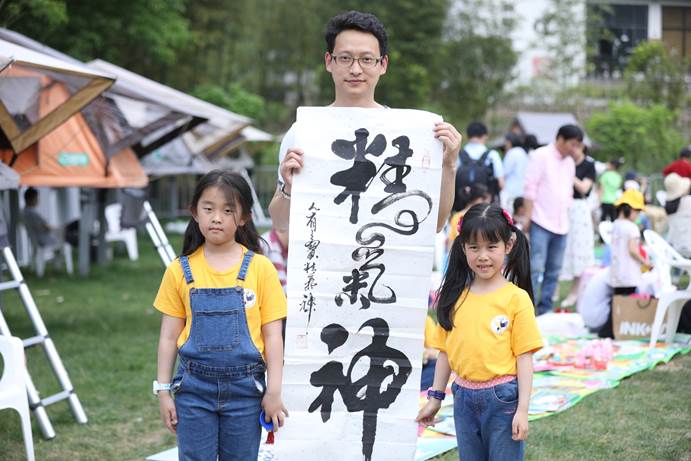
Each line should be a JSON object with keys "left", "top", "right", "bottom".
{"left": 427, "top": 389, "right": 446, "bottom": 401}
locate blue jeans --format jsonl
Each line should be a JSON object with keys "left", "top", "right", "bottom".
{"left": 173, "top": 366, "right": 265, "bottom": 461}
{"left": 452, "top": 380, "right": 524, "bottom": 461}
{"left": 530, "top": 222, "right": 567, "bottom": 314}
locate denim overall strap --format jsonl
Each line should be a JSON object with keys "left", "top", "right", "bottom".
{"left": 237, "top": 250, "right": 254, "bottom": 284}
{"left": 179, "top": 256, "right": 194, "bottom": 285}
{"left": 177, "top": 249, "right": 263, "bottom": 371}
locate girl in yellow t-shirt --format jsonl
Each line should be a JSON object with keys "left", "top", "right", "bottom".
{"left": 416, "top": 203, "right": 542, "bottom": 461}
{"left": 153, "top": 170, "right": 288, "bottom": 461}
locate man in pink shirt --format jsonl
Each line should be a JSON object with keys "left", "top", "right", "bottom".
{"left": 523, "top": 125, "right": 582, "bottom": 314}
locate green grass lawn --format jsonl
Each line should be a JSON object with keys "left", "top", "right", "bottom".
{"left": 0, "top": 235, "right": 690, "bottom": 461}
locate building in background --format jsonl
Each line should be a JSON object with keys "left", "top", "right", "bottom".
{"left": 507, "top": 0, "right": 691, "bottom": 84}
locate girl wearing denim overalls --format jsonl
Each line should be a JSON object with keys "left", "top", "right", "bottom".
{"left": 154, "top": 170, "right": 288, "bottom": 461}
{"left": 417, "top": 204, "right": 543, "bottom": 461}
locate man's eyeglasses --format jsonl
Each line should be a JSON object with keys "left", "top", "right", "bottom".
{"left": 330, "top": 54, "right": 383, "bottom": 69}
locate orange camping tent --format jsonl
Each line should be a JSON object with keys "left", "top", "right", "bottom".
{"left": 1, "top": 81, "right": 147, "bottom": 188}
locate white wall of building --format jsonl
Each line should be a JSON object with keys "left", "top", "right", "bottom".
{"left": 510, "top": 0, "right": 587, "bottom": 85}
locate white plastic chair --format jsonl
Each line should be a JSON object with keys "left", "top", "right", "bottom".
{"left": 21, "top": 224, "right": 73, "bottom": 277}
{"left": 0, "top": 335, "right": 35, "bottom": 461}
{"left": 105, "top": 204, "right": 139, "bottom": 261}
{"left": 598, "top": 220, "right": 613, "bottom": 245}
{"left": 643, "top": 229, "right": 691, "bottom": 347}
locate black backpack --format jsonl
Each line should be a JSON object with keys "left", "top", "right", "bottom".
{"left": 457, "top": 149, "right": 494, "bottom": 187}
{"left": 453, "top": 149, "right": 496, "bottom": 210}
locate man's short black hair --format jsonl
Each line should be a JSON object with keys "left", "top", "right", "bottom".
{"left": 556, "top": 124, "right": 584, "bottom": 142}
{"left": 325, "top": 11, "right": 388, "bottom": 56}
{"left": 680, "top": 146, "right": 691, "bottom": 158}
{"left": 466, "top": 122, "right": 488, "bottom": 138}
{"left": 24, "top": 187, "right": 38, "bottom": 204}
{"left": 524, "top": 134, "right": 540, "bottom": 150}
{"left": 505, "top": 132, "right": 523, "bottom": 148}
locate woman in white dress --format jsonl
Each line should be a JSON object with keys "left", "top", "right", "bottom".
{"left": 560, "top": 145, "right": 597, "bottom": 307}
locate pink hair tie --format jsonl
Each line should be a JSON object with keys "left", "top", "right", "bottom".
{"left": 502, "top": 209, "right": 514, "bottom": 226}
{"left": 456, "top": 215, "right": 463, "bottom": 234}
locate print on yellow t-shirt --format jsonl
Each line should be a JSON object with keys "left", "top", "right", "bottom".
{"left": 428, "top": 283, "right": 543, "bottom": 381}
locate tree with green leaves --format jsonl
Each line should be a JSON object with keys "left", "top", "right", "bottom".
{"left": 8, "top": 0, "right": 191, "bottom": 79}
{"left": 624, "top": 41, "right": 690, "bottom": 112}
{"left": 434, "top": 0, "right": 517, "bottom": 126}
{"left": 0, "top": 0, "right": 66, "bottom": 29}
{"left": 586, "top": 101, "right": 684, "bottom": 173}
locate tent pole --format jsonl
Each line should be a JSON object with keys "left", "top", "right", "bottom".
{"left": 77, "top": 189, "right": 93, "bottom": 275}
{"left": 96, "top": 189, "right": 107, "bottom": 266}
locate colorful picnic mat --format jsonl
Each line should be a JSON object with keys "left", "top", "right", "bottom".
{"left": 413, "top": 334, "right": 691, "bottom": 461}
{"left": 147, "top": 335, "right": 690, "bottom": 461}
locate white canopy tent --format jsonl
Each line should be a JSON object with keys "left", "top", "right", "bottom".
{"left": 512, "top": 111, "right": 591, "bottom": 147}
{"left": 0, "top": 28, "right": 207, "bottom": 159}
{"left": 88, "top": 59, "right": 254, "bottom": 158}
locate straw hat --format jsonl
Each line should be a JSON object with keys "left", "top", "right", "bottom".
{"left": 664, "top": 173, "right": 691, "bottom": 201}
{"left": 615, "top": 188, "right": 645, "bottom": 210}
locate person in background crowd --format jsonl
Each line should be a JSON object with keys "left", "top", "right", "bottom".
{"left": 501, "top": 132, "right": 528, "bottom": 212}
{"left": 663, "top": 172, "right": 691, "bottom": 257}
{"left": 662, "top": 146, "right": 691, "bottom": 179}
{"left": 524, "top": 134, "right": 540, "bottom": 153}
{"left": 598, "top": 158, "right": 624, "bottom": 222}
{"left": 560, "top": 144, "right": 596, "bottom": 308}
{"left": 454, "top": 122, "right": 504, "bottom": 206}
{"left": 523, "top": 124, "right": 582, "bottom": 315}
{"left": 622, "top": 177, "right": 651, "bottom": 232}
{"left": 21, "top": 187, "right": 60, "bottom": 248}
{"left": 599, "top": 189, "right": 650, "bottom": 338}
{"left": 512, "top": 197, "right": 528, "bottom": 234}
{"left": 447, "top": 183, "right": 492, "bottom": 252}
{"left": 260, "top": 228, "right": 288, "bottom": 294}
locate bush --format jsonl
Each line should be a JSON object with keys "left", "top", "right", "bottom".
{"left": 586, "top": 101, "right": 685, "bottom": 173}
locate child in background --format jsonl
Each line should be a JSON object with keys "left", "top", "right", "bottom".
{"left": 598, "top": 189, "right": 649, "bottom": 338}
{"left": 512, "top": 197, "right": 528, "bottom": 233}
{"left": 598, "top": 158, "right": 624, "bottom": 222}
{"left": 417, "top": 204, "right": 543, "bottom": 461}
{"left": 153, "top": 170, "right": 288, "bottom": 460}
{"left": 448, "top": 183, "right": 492, "bottom": 251}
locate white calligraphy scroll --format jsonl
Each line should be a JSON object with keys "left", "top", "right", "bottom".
{"left": 278, "top": 107, "right": 443, "bottom": 461}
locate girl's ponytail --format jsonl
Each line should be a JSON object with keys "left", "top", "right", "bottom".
{"left": 503, "top": 225, "right": 534, "bottom": 302}
{"left": 182, "top": 219, "right": 205, "bottom": 256}
{"left": 436, "top": 237, "right": 473, "bottom": 331}
{"left": 235, "top": 217, "right": 263, "bottom": 255}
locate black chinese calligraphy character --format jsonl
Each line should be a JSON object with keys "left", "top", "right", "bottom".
{"left": 304, "top": 239, "right": 320, "bottom": 260}
{"left": 300, "top": 292, "right": 317, "bottom": 325}
{"left": 330, "top": 128, "right": 386, "bottom": 224}
{"left": 308, "top": 318, "right": 412, "bottom": 461}
{"left": 306, "top": 203, "right": 320, "bottom": 232}
{"left": 335, "top": 268, "right": 371, "bottom": 309}
{"left": 379, "top": 135, "right": 413, "bottom": 194}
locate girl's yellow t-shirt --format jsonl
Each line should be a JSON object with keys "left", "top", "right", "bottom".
{"left": 429, "top": 282, "right": 543, "bottom": 381}
{"left": 153, "top": 246, "right": 287, "bottom": 356}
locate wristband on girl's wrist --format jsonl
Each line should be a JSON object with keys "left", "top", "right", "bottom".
{"left": 426, "top": 388, "right": 446, "bottom": 401}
